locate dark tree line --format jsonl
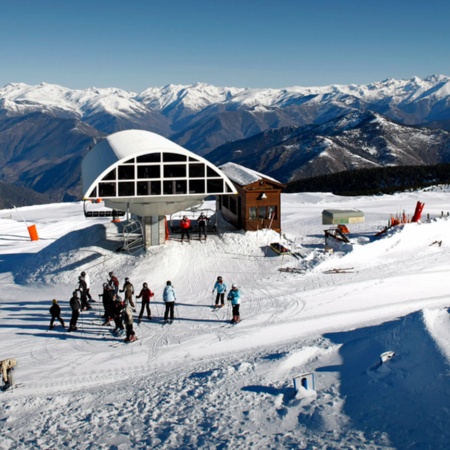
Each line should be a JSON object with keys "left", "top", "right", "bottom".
{"left": 285, "top": 164, "right": 450, "bottom": 196}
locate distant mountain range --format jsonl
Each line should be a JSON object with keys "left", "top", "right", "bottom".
{"left": 1, "top": 75, "right": 450, "bottom": 202}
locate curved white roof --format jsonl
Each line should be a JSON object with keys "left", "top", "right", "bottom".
{"left": 81, "top": 129, "right": 237, "bottom": 217}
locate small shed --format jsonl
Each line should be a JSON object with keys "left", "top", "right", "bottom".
{"left": 218, "top": 162, "right": 285, "bottom": 232}
{"left": 322, "top": 209, "right": 365, "bottom": 225}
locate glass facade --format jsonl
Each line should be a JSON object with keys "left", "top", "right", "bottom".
{"left": 87, "top": 152, "right": 233, "bottom": 198}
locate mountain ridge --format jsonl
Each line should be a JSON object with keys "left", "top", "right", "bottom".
{"left": 1, "top": 75, "right": 450, "bottom": 202}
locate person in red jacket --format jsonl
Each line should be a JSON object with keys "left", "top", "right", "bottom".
{"left": 179, "top": 216, "right": 191, "bottom": 243}
{"left": 136, "top": 282, "right": 154, "bottom": 323}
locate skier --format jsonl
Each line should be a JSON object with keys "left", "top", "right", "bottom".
{"left": 136, "top": 282, "right": 154, "bottom": 323}
{"left": 0, "top": 358, "right": 17, "bottom": 391}
{"left": 80, "top": 271, "right": 92, "bottom": 302}
{"left": 163, "top": 280, "right": 177, "bottom": 324}
{"left": 212, "top": 276, "right": 227, "bottom": 308}
{"left": 48, "top": 299, "right": 65, "bottom": 330}
{"left": 123, "top": 293, "right": 137, "bottom": 343}
{"left": 179, "top": 216, "right": 191, "bottom": 243}
{"left": 78, "top": 275, "right": 91, "bottom": 310}
{"left": 108, "top": 271, "right": 119, "bottom": 295}
{"left": 112, "top": 294, "right": 125, "bottom": 336}
{"left": 101, "top": 283, "right": 114, "bottom": 325}
{"left": 68, "top": 291, "right": 81, "bottom": 332}
{"left": 227, "top": 284, "right": 241, "bottom": 324}
{"left": 120, "top": 277, "right": 134, "bottom": 301}
{"left": 197, "top": 212, "right": 209, "bottom": 240}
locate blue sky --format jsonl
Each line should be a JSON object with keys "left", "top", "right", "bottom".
{"left": 1, "top": 0, "right": 449, "bottom": 91}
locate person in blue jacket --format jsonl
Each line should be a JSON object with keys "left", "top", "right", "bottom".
{"left": 163, "top": 280, "right": 177, "bottom": 324}
{"left": 227, "top": 284, "right": 241, "bottom": 323}
{"left": 212, "top": 276, "right": 227, "bottom": 307}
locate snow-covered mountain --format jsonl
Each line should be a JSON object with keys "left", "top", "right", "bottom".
{"left": 1, "top": 75, "right": 450, "bottom": 200}
{"left": 207, "top": 111, "right": 450, "bottom": 182}
{"left": 2, "top": 75, "right": 450, "bottom": 126}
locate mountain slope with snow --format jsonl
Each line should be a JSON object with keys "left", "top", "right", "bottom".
{"left": 1, "top": 190, "right": 450, "bottom": 448}
{"left": 2, "top": 75, "right": 450, "bottom": 201}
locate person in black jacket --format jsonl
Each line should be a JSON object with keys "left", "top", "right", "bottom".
{"left": 49, "top": 299, "right": 65, "bottom": 330}
{"left": 68, "top": 291, "right": 81, "bottom": 332}
{"left": 101, "top": 283, "right": 115, "bottom": 325}
{"left": 197, "top": 212, "right": 209, "bottom": 241}
{"left": 78, "top": 276, "right": 91, "bottom": 311}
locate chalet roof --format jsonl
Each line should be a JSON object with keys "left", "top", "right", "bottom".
{"left": 219, "top": 162, "right": 281, "bottom": 187}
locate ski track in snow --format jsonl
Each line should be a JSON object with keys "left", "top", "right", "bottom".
{"left": 1, "top": 192, "right": 450, "bottom": 449}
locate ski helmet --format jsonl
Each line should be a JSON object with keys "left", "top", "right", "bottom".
{"left": 232, "top": 284, "right": 238, "bottom": 289}
{"left": 109, "top": 271, "right": 114, "bottom": 276}
{"left": 125, "top": 277, "right": 129, "bottom": 282}
{"left": 81, "top": 271, "right": 86, "bottom": 276}
{"left": 217, "top": 276, "right": 222, "bottom": 281}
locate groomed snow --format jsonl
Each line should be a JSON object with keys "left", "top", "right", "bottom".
{"left": 1, "top": 189, "right": 450, "bottom": 449}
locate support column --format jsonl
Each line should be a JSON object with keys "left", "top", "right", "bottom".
{"left": 142, "top": 215, "right": 166, "bottom": 248}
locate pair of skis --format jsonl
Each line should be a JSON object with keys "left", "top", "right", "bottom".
{"left": 1, "top": 383, "right": 23, "bottom": 392}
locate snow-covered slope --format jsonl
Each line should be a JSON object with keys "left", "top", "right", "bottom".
{"left": 1, "top": 190, "right": 450, "bottom": 448}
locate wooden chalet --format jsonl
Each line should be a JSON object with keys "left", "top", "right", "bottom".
{"left": 217, "top": 162, "right": 285, "bottom": 232}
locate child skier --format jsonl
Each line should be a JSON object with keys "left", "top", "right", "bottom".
{"left": 49, "top": 299, "right": 65, "bottom": 330}
{"left": 212, "top": 276, "right": 227, "bottom": 307}
{"left": 136, "top": 282, "right": 154, "bottom": 323}
{"left": 227, "top": 284, "right": 241, "bottom": 324}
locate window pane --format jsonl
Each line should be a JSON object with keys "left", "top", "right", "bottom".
{"left": 258, "top": 207, "right": 266, "bottom": 219}
{"left": 123, "top": 158, "right": 135, "bottom": 164}
{"left": 189, "top": 179, "right": 205, "bottom": 193}
{"left": 207, "top": 179, "right": 223, "bottom": 193}
{"left": 163, "top": 180, "right": 175, "bottom": 195}
{"left": 175, "top": 180, "right": 187, "bottom": 194}
{"left": 99, "top": 182, "right": 116, "bottom": 197}
{"left": 249, "top": 207, "right": 256, "bottom": 220}
{"left": 223, "top": 195, "right": 229, "bottom": 208}
{"left": 268, "top": 206, "right": 276, "bottom": 219}
{"left": 163, "top": 153, "right": 186, "bottom": 162}
{"left": 118, "top": 182, "right": 135, "bottom": 197}
{"left": 137, "top": 153, "right": 160, "bottom": 163}
{"left": 189, "top": 163, "right": 205, "bottom": 178}
{"left": 118, "top": 165, "right": 134, "bottom": 180}
{"left": 88, "top": 186, "right": 97, "bottom": 198}
{"left": 138, "top": 165, "right": 160, "bottom": 179}
{"left": 136, "top": 181, "right": 161, "bottom": 195}
{"left": 164, "top": 164, "right": 186, "bottom": 178}
{"left": 207, "top": 166, "right": 221, "bottom": 177}
{"left": 102, "top": 168, "right": 116, "bottom": 181}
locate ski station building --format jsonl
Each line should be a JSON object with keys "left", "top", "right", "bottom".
{"left": 81, "top": 130, "right": 237, "bottom": 248}
{"left": 217, "top": 162, "right": 285, "bottom": 233}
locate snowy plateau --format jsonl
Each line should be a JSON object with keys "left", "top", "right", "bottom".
{"left": 1, "top": 189, "right": 450, "bottom": 449}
